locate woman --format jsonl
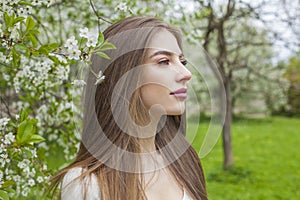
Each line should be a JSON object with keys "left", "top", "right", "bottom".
{"left": 50, "top": 16, "right": 207, "bottom": 200}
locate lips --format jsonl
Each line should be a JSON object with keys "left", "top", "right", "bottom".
{"left": 170, "top": 88, "right": 187, "bottom": 99}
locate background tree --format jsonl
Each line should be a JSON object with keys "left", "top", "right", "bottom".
{"left": 283, "top": 54, "right": 300, "bottom": 116}
{"left": 192, "top": 0, "right": 292, "bottom": 169}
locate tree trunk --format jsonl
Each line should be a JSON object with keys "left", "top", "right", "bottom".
{"left": 222, "top": 79, "right": 234, "bottom": 169}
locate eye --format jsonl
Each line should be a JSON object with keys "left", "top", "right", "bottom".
{"left": 158, "top": 59, "right": 170, "bottom": 65}
{"left": 181, "top": 60, "right": 187, "bottom": 66}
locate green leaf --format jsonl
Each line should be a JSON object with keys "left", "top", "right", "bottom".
{"left": 4, "top": 12, "right": 17, "bottom": 29}
{"left": 29, "top": 29, "right": 40, "bottom": 35}
{"left": 28, "top": 33, "right": 38, "bottom": 47}
{"left": 19, "top": 1, "right": 34, "bottom": 7}
{"left": 13, "top": 17, "right": 25, "bottom": 25}
{"left": 96, "top": 51, "right": 111, "bottom": 60}
{"left": 97, "top": 32, "right": 104, "bottom": 46}
{"left": 1, "top": 181, "right": 14, "bottom": 189}
{"left": 37, "top": 45, "right": 49, "bottom": 55}
{"left": 48, "top": 43, "right": 59, "bottom": 51}
{"left": 14, "top": 44, "right": 28, "bottom": 52}
{"left": 29, "top": 134, "right": 45, "bottom": 143}
{"left": 48, "top": 55, "right": 60, "bottom": 65}
{"left": 98, "top": 41, "right": 116, "bottom": 51}
{"left": 3, "top": 188, "right": 14, "bottom": 195}
{"left": 4, "top": 12, "right": 12, "bottom": 29}
{"left": 11, "top": 48, "right": 21, "bottom": 68}
{"left": 20, "top": 109, "right": 28, "bottom": 122}
{"left": 25, "top": 17, "right": 35, "bottom": 32}
{"left": 14, "top": 44, "right": 29, "bottom": 56}
{"left": 38, "top": 43, "right": 59, "bottom": 55}
{"left": 0, "top": 190, "right": 9, "bottom": 200}
{"left": 16, "top": 119, "right": 37, "bottom": 145}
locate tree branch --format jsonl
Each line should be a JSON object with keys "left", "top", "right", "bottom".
{"left": 89, "top": 0, "right": 112, "bottom": 33}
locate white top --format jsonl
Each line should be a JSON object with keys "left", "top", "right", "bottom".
{"left": 61, "top": 168, "right": 101, "bottom": 200}
{"left": 61, "top": 167, "right": 193, "bottom": 200}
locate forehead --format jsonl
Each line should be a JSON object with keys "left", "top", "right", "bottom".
{"left": 146, "top": 29, "right": 182, "bottom": 56}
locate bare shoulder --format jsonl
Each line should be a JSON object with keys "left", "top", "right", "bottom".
{"left": 61, "top": 167, "right": 101, "bottom": 200}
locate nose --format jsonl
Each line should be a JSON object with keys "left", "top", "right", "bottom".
{"left": 175, "top": 62, "right": 192, "bottom": 83}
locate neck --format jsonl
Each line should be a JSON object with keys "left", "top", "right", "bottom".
{"left": 138, "top": 136, "right": 157, "bottom": 153}
{"left": 138, "top": 117, "right": 160, "bottom": 153}
{"left": 137, "top": 109, "right": 165, "bottom": 153}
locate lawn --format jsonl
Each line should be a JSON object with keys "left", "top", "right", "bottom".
{"left": 187, "top": 117, "right": 300, "bottom": 200}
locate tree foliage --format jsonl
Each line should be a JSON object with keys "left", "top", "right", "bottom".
{"left": 283, "top": 54, "right": 300, "bottom": 116}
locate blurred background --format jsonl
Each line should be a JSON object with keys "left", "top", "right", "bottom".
{"left": 0, "top": 0, "right": 299, "bottom": 199}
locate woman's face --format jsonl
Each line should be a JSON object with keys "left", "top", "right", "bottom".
{"left": 140, "top": 29, "right": 192, "bottom": 116}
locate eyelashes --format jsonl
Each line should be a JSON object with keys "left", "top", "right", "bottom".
{"left": 158, "top": 59, "right": 170, "bottom": 65}
{"left": 157, "top": 59, "right": 188, "bottom": 66}
{"left": 181, "top": 60, "right": 187, "bottom": 66}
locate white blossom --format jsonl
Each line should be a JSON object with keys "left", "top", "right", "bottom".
{"left": 28, "top": 179, "right": 35, "bottom": 186}
{"left": 1, "top": 1, "right": 13, "bottom": 14}
{"left": 17, "top": 6, "right": 32, "bottom": 17}
{"left": 55, "top": 65, "right": 70, "bottom": 80}
{"left": 32, "top": 0, "right": 42, "bottom": 6}
{"left": 115, "top": 2, "right": 128, "bottom": 11}
{"left": 0, "top": 24, "right": 3, "bottom": 38}
{"left": 79, "top": 27, "right": 89, "bottom": 38}
{"left": 3, "top": 73, "right": 10, "bottom": 81}
{"left": 3, "top": 132, "right": 15, "bottom": 145}
{"left": 87, "top": 35, "right": 98, "bottom": 47}
{"left": 49, "top": 53, "right": 67, "bottom": 64}
{"left": 68, "top": 48, "right": 81, "bottom": 60}
{"left": 0, "top": 154, "right": 10, "bottom": 165}
{"left": 37, "top": 176, "right": 43, "bottom": 183}
{"left": 13, "top": 175, "right": 21, "bottom": 184}
{"left": 47, "top": 0, "right": 58, "bottom": 7}
{"left": 17, "top": 161, "right": 26, "bottom": 169}
{"left": 13, "top": 78, "right": 21, "bottom": 93}
{"left": 0, "top": 159, "right": 5, "bottom": 168}
{"left": 21, "top": 187, "right": 30, "bottom": 197}
{"left": 0, "top": 118, "right": 10, "bottom": 131}
{"left": 64, "top": 36, "right": 82, "bottom": 60}
{"left": 18, "top": 159, "right": 30, "bottom": 170}
{"left": 64, "top": 36, "right": 78, "bottom": 49}
{"left": 42, "top": 164, "right": 47, "bottom": 171}
{"left": 8, "top": 25, "right": 20, "bottom": 40}
{"left": 94, "top": 70, "right": 105, "bottom": 85}
{"left": 0, "top": 53, "right": 12, "bottom": 64}
{"left": 0, "top": 144, "right": 5, "bottom": 153}
{"left": 71, "top": 79, "right": 86, "bottom": 87}
{"left": 8, "top": 0, "right": 19, "bottom": 5}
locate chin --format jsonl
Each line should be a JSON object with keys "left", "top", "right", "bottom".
{"left": 166, "top": 106, "right": 185, "bottom": 115}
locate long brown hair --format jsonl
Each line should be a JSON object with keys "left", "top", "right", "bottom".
{"left": 50, "top": 16, "right": 207, "bottom": 200}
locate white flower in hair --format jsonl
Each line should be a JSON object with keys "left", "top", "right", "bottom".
{"left": 68, "top": 48, "right": 81, "bottom": 60}
{"left": 64, "top": 36, "right": 78, "bottom": 49}
{"left": 87, "top": 34, "right": 98, "bottom": 47}
{"left": 79, "top": 27, "right": 89, "bottom": 38}
{"left": 95, "top": 70, "right": 105, "bottom": 85}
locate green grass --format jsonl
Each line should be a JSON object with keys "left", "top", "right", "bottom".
{"left": 187, "top": 117, "right": 300, "bottom": 200}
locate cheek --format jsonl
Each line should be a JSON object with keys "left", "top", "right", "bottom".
{"left": 140, "top": 66, "right": 184, "bottom": 114}
{"left": 141, "top": 67, "right": 175, "bottom": 91}
{"left": 140, "top": 84, "right": 169, "bottom": 109}
{"left": 140, "top": 84, "right": 186, "bottom": 116}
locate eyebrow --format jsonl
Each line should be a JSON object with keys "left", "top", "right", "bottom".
{"left": 149, "top": 50, "right": 184, "bottom": 59}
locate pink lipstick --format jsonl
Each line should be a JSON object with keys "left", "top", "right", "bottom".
{"left": 170, "top": 88, "right": 187, "bottom": 99}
